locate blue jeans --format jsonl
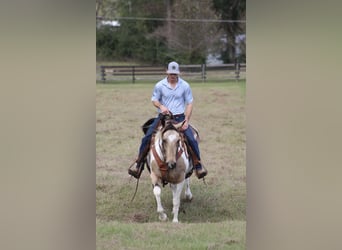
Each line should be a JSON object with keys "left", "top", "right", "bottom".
{"left": 173, "top": 114, "right": 201, "bottom": 162}
{"left": 138, "top": 114, "right": 201, "bottom": 166}
{"left": 138, "top": 116, "right": 161, "bottom": 156}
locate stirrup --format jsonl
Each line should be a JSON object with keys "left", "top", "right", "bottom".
{"left": 128, "top": 162, "right": 144, "bottom": 179}
{"left": 195, "top": 164, "right": 207, "bottom": 179}
{"left": 196, "top": 169, "right": 207, "bottom": 179}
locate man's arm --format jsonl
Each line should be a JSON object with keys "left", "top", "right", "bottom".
{"left": 184, "top": 102, "right": 193, "bottom": 122}
{"left": 182, "top": 102, "right": 193, "bottom": 130}
{"left": 152, "top": 100, "right": 169, "bottom": 114}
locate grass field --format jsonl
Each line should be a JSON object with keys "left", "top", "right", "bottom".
{"left": 96, "top": 81, "right": 246, "bottom": 249}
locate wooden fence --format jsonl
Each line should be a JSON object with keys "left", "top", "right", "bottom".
{"left": 98, "top": 63, "right": 246, "bottom": 83}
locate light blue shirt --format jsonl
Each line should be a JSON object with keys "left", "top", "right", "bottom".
{"left": 151, "top": 77, "right": 193, "bottom": 115}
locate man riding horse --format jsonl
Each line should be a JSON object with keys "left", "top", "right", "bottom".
{"left": 128, "top": 61, "right": 208, "bottom": 179}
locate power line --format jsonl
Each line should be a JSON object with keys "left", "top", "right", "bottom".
{"left": 108, "top": 16, "right": 246, "bottom": 23}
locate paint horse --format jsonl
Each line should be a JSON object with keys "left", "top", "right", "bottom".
{"left": 146, "top": 117, "right": 194, "bottom": 223}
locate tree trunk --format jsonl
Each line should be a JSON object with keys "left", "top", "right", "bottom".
{"left": 96, "top": 0, "right": 103, "bottom": 18}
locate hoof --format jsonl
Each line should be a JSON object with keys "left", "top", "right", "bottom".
{"left": 159, "top": 212, "right": 167, "bottom": 221}
{"left": 185, "top": 194, "right": 193, "bottom": 201}
{"left": 172, "top": 219, "right": 179, "bottom": 223}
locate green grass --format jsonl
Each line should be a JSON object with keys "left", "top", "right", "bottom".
{"left": 97, "top": 220, "right": 246, "bottom": 250}
{"left": 96, "top": 81, "right": 246, "bottom": 249}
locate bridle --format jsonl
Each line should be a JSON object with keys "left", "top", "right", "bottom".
{"left": 160, "top": 124, "right": 183, "bottom": 162}
{"left": 151, "top": 122, "right": 185, "bottom": 183}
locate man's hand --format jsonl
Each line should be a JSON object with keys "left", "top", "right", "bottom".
{"left": 181, "top": 119, "right": 189, "bottom": 131}
{"left": 160, "top": 105, "right": 170, "bottom": 114}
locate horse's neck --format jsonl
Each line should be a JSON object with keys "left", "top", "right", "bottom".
{"left": 153, "top": 129, "right": 188, "bottom": 160}
{"left": 179, "top": 133, "right": 188, "bottom": 157}
{"left": 153, "top": 132, "right": 164, "bottom": 160}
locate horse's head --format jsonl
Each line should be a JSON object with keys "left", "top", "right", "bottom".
{"left": 160, "top": 121, "right": 185, "bottom": 169}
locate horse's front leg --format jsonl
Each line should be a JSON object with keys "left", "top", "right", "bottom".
{"left": 184, "top": 177, "right": 193, "bottom": 201}
{"left": 170, "top": 180, "right": 185, "bottom": 223}
{"left": 150, "top": 165, "right": 168, "bottom": 221}
{"left": 153, "top": 184, "right": 167, "bottom": 221}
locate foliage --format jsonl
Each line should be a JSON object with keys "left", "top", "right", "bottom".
{"left": 96, "top": 0, "right": 246, "bottom": 64}
{"left": 96, "top": 0, "right": 118, "bottom": 19}
{"left": 96, "top": 26, "right": 119, "bottom": 60}
{"left": 212, "top": 0, "right": 246, "bottom": 63}
{"left": 152, "top": 0, "right": 220, "bottom": 64}
{"left": 98, "top": 0, "right": 169, "bottom": 63}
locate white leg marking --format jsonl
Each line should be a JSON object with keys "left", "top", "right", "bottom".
{"left": 153, "top": 185, "right": 167, "bottom": 221}
{"left": 184, "top": 178, "right": 193, "bottom": 201}
{"left": 170, "top": 181, "right": 185, "bottom": 223}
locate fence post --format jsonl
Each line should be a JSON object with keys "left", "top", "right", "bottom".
{"left": 101, "top": 66, "right": 106, "bottom": 83}
{"left": 201, "top": 64, "right": 206, "bottom": 82}
{"left": 132, "top": 66, "right": 135, "bottom": 83}
{"left": 235, "top": 60, "right": 240, "bottom": 80}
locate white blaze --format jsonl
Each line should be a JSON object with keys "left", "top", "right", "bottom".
{"left": 168, "top": 133, "right": 178, "bottom": 143}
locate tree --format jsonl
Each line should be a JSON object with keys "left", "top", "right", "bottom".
{"left": 111, "top": 0, "right": 168, "bottom": 63}
{"left": 212, "top": 0, "right": 246, "bottom": 63}
{"left": 153, "top": 0, "right": 220, "bottom": 64}
{"left": 96, "top": 25, "right": 119, "bottom": 60}
{"left": 96, "top": 0, "right": 118, "bottom": 20}
{"left": 96, "top": 0, "right": 245, "bottom": 64}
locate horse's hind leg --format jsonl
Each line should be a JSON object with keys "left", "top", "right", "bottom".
{"left": 184, "top": 178, "right": 193, "bottom": 201}
{"left": 170, "top": 181, "right": 185, "bottom": 223}
{"left": 153, "top": 184, "right": 167, "bottom": 221}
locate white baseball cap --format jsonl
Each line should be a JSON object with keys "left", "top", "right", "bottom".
{"left": 166, "top": 61, "right": 180, "bottom": 74}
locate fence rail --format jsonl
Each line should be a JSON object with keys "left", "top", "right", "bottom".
{"left": 98, "top": 63, "right": 246, "bottom": 83}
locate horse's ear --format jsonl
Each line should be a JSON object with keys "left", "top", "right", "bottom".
{"left": 174, "top": 120, "right": 186, "bottom": 130}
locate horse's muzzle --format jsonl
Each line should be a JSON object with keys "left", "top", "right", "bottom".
{"left": 167, "top": 162, "right": 176, "bottom": 169}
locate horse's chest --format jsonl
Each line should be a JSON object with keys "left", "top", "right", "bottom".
{"left": 166, "top": 167, "right": 185, "bottom": 183}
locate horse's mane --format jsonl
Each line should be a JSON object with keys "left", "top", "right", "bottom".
{"left": 154, "top": 120, "right": 179, "bottom": 147}
{"left": 162, "top": 122, "right": 178, "bottom": 133}
{"left": 155, "top": 127, "right": 163, "bottom": 143}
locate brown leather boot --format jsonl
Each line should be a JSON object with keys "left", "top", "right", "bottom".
{"left": 128, "top": 162, "right": 144, "bottom": 179}
{"left": 195, "top": 164, "right": 207, "bottom": 179}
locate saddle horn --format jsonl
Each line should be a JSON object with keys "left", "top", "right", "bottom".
{"left": 160, "top": 112, "right": 174, "bottom": 127}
